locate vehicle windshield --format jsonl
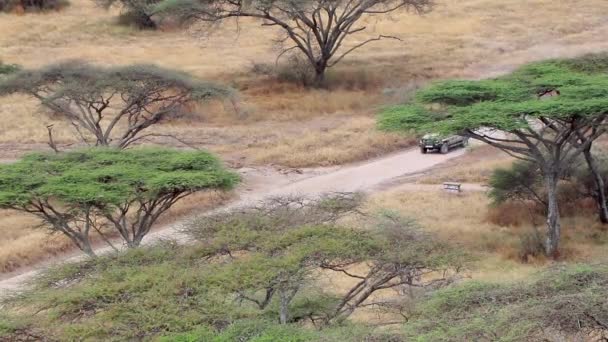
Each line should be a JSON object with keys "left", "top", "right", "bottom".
{"left": 422, "top": 134, "right": 441, "bottom": 141}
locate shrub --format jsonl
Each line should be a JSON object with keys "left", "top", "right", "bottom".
{"left": 276, "top": 53, "right": 316, "bottom": 87}
{"left": 96, "top": 0, "right": 160, "bottom": 29}
{"left": 489, "top": 161, "right": 544, "bottom": 206}
{"left": 517, "top": 229, "right": 546, "bottom": 263}
{"left": 160, "top": 321, "right": 402, "bottom": 342}
{"left": 0, "top": 0, "right": 69, "bottom": 12}
{"left": 0, "top": 61, "right": 19, "bottom": 77}
{"left": 405, "top": 264, "right": 608, "bottom": 341}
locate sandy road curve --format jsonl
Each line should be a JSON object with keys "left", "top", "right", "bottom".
{"left": 0, "top": 147, "right": 466, "bottom": 296}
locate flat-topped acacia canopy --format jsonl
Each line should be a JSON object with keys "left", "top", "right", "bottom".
{"left": 380, "top": 58, "right": 608, "bottom": 137}
{"left": 0, "top": 148, "right": 239, "bottom": 255}
{"left": 378, "top": 54, "right": 608, "bottom": 257}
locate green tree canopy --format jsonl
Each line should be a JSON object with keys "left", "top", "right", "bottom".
{"left": 0, "top": 61, "right": 231, "bottom": 148}
{"left": 380, "top": 59, "right": 608, "bottom": 136}
{"left": 0, "top": 148, "right": 239, "bottom": 255}
{"left": 187, "top": 198, "right": 465, "bottom": 326}
{"left": 378, "top": 54, "right": 608, "bottom": 257}
{"left": 0, "top": 204, "right": 464, "bottom": 340}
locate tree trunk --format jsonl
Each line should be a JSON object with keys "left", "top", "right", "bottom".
{"left": 313, "top": 68, "right": 326, "bottom": 87}
{"left": 313, "top": 59, "right": 328, "bottom": 88}
{"left": 80, "top": 239, "right": 96, "bottom": 258}
{"left": 584, "top": 147, "right": 608, "bottom": 224}
{"left": 278, "top": 289, "right": 290, "bottom": 325}
{"left": 544, "top": 172, "right": 561, "bottom": 258}
{"left": 132, "top": 9, "right": 157, "bottom": 30}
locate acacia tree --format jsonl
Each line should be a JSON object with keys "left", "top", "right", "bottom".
{"left": 379, "top": 57, "right": 608, "bottom": 257}
{"left": 187, "top": 195, "right": 464, "bottom": 326}
{"left": 0, "top": 148, "right": 238, "bottom": 256}
{"left": 156, "top": 0, "right": 433, "bottom": 86}
{"left": 0, "top": 61, "right": 229, "bottom": 149}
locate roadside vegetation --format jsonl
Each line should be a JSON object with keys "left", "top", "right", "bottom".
{"left": 0, "top": 195, "right": 466, "bottom": 340}
{"left": 1, "top": 0, "right": 608, "bottom": 340}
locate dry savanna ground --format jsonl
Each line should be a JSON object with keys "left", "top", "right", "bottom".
{"left": 2, "top": 0, "right": 608, "bottom": 166}
{"left": 370, "top": 186, "right": 608, "bottom": 282}
{"left": 2, "top": 0, "right": 608, "bottom": 275}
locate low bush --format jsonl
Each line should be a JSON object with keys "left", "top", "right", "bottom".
{"left": 405, "top": 264, "right": 608, "bottom": 341}
{"left": 488, "top": 161, "right": 544, "bottom": 207}
{"left": 0, "top": 0, "right": 68, "bottom": 12}
{"left": 96, "top": 0, "right": 160, "bottom": 29}
{"left": 159, "top": 321, "right": 404, "bottom": 342}
{"left": 0, "top": 61, "right": 19, "bottom": 77}
{"left": 517, "top": 229, "right": 546, "bottom": 263}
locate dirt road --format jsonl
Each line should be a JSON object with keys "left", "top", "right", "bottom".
{"left": 0, "top": 146, "right": 467, "bottom": 296}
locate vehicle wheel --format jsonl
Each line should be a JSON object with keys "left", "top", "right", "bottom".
{"left": 440, "top": 143, "right": 449, "bottom": 154}
{"left": 420, "top": 147, "right": 427, "bottom": 154}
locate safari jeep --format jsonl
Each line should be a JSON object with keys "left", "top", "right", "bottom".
{"left": 419, "top": 134, "right": 468, "bottom": 154}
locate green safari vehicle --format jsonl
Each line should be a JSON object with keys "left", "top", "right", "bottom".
{"left": 419, "top": 134, "right": 469, "bottom": 154}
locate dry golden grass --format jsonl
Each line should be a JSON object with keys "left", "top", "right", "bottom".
{"left": 370, "top": 188, "right": 608, "bottom": 281}
{"left": 248, "top": 117, "right": 416, "bottom": 167}
{"left": 419, "top": 145, "right": 514, "bottom": 184}
{"left": 0, "top": 211, "right": 75, "bottom": 274}
{"left": 0, "top": 191, "right": 232, "bottom": 274}
{"left": 2, "top": 0, "right": 608, "bottom": 167}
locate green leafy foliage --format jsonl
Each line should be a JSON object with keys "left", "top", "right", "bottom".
{"left": 0, "top": 148, "right": 238, "bottom": 254}
{"left": 405, "top": 264, "right": 608, "bottom": 341}
{"left": 489, "top": 161, "right": 543, "bottom": 205}
{"left": 0, "top": 148, "right": 238, "bottom": 207}
{"left": 0, "top": 61, "right": 19, "bottom": 77}
{"left": 159, "top": 320, "right": 401, "bottom": 342}
{"left": 378, "top": 54, "right": 608, "bottom": 135}
{"left": 1, "top": 200, "right": 463, "bottom": 340}
{"left": 187, "top": 198, "right": 466, "bottom": 325}
{"left": 557, "top": 53, "right": 608, "bottom": 74}
{"left": 378, "top": 105, "right": 444, "bottom": 133}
